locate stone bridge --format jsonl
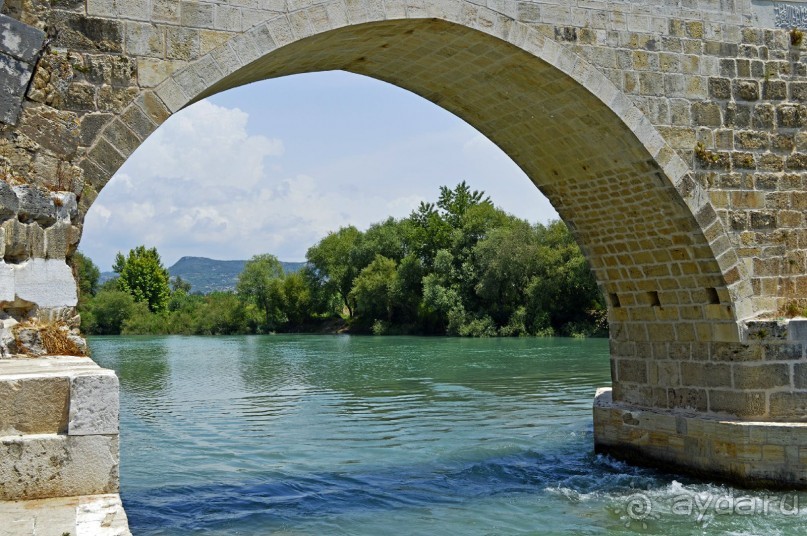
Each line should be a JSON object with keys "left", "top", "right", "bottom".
{"left": 2, "top": 0, "right": 807, "bottom": 530}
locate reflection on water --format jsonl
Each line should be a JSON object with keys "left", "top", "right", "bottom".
{"left": 90, "top": 335, "right": 807, "bottom": 535}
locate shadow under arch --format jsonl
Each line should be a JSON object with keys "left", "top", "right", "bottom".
{"left": 84, "top": 7, "right": 751, "bottom": 409}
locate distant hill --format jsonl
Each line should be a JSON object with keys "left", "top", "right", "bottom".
{"left": 100, "top": 256, "right": 306, "bottom": 294}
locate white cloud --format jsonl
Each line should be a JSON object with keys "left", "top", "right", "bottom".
{"left": 81, "top": 100, "right": 430, "bottom": 270}
{"left": 81, "top": 74, "right": 559, "bottom": 271}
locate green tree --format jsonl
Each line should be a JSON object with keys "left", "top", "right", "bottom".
{"left": 474, "top": 218, "right": 540, "bottom": 325}
{"left": 350, "top": 255, "right": 399, "bottom": 323}
{"left": 122, "top": 302, "right": 168, "bottom": 335}
{"left": 72, "top": 252, "right": 100, "bottom": 299}
{"left": 171, "top": 276, "right": 192, "bottom": 294}
{"left": 282, "top": 271, "right": 313, "bottom": 329}
{"left": 113, "top": 246, "right": 171, "bottom": 313}
{"left": 306, "top": 226, "right": 362, "bottom": 317}
{"left": 82, "top": 290, "right": 136, "bottom": 335}
{"left": 352, "top": 218, "right": 410, "bottom": 269}
{"left": 436, "top": 180, "right": 491, "bottom": 228}
{"left": 525, "top": 221, "right": 604, "bottom": 336}
{"left": 236, "top": 254, "right": 287, "bottom": 331}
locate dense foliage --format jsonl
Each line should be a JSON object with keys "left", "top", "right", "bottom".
{"left": 77, "top": 183, "right": 606, "bottom": 337}
{"left": 112, "top": 246, "right": 171, "bottom": 313}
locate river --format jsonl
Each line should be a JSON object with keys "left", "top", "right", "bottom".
{"left": 90, "top": 335, "right": 807, "bottom": 535}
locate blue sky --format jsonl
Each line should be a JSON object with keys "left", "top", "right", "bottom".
{"left": 81, "top": 71, "right": 557, "bottom": 271}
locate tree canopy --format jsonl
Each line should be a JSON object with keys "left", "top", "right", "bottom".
{"left": 79, "top": 182, "right": 606, "bottom": 338}
{"left": 236, "top": 254, "right": 287, "bottom": 331}
{"left": 113, "top": 246, "right": 171, "bottom": 313}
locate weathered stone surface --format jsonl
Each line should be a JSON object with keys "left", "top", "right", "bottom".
{"left": 0, "top": 377, "right": 69, "bottom": 435}
{"left": 0, "top": 181, "right": 18, "bottom": 221}
{"left": 68, "top": 371, "right": 119, "bottom": 436}
{"left": 53, "top": 191, "right": 78, "bottom": 223}
{"left": 0, "top": 14, "right": 45, "bottom": 63}
{"left": 13, "top": 327, "right": 45, "bottom": 356}
{"left": 48, "top": 13, "right": 123, "bottom": 53}
{"left": 0, "top": 14, "right": 45, "bottom": 125}
{"left": 0, "top": 494, "right": 131, "bottom": 536}
{"left": 3, "top": 258, "right": 78, "bottom": 308}
{"left": 12, "top": 185, "right": 56, "bottom": 227}
{"left": 0, "top": 54, "right": 31, "bottom": 125}
{"left": 44, "top": 222, "right": 79, "bottom": 259}
{"left": 0, "top": 434, "right": 119, "bottom": 500}
{"left": 789, "top": 319, "right": 807, "bottom": 341}
{"left": 594, "top": 388, "right": 807, "bottom": 488}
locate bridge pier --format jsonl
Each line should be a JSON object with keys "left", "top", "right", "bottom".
{"left": 595, "top": 390, "right": 807, "bottom": 488}
{"left": 596, "top": 318, "right": 807, "bottom": 488}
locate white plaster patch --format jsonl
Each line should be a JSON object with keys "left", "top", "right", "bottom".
{"left": 0, "top": 262, "right": 14, "bottom": 302}
{"left": 0, "top": 258, "right": 78, "bottom": 308}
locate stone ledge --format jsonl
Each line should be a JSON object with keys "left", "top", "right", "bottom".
{"left": 594, "top": 387, "right": 807, "bottom": 489}
{"left": 0, "top": 433, "right": 119, "bottom": 501}
{"left": 0, "top": 357, "right": 119, "bottom": 436}
{"left": 0, "top": 493, "right": 131, "bottom": 536}
{"left": 0, "top": 356, "right": 98, "bottom": 378}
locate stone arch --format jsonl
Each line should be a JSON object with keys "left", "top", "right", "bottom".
{"left": 79, "top": 3, "right": 750, "bottom": 411}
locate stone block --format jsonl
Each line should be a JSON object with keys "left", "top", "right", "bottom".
{"left": 617, "top": 358, "right": 647, "bottom": 383}
{"left": 12, "top": 186, "right": 56, "bottom": 227}
{"left": 709, "top": 389, "right": 766, "bottom": 417}
{"left": 0, "top": 14, "right": 46, "bottom": 63}
{"left": 2, "top": 219, "right": 36, "bottom": 261}
{"left": 215, "top": 5, "right": 242, "bottom": 32}
{"left": 125, "top": 21, "right": 165, "bottom": 57}
{"left": 789, "top": 319, "right": 807, "bottom": 342}
{"left": 0, "top": 494, "right": 131, "bottom": 536}
{"left": 102, "top": 119, "right": 140, "bottom": 157}
{"left": 88, "top": 137, "right": 126, "bottom": 176}
{"left": 44, "top": 222, "right": 79, "bottom": 259}
{"left": 155, "top": 78, "right": 188, "bottom": 113}
{"left": 734, "top": 79, "right": 759, "bottom": 101}
{"left": 166, "top": 27, "right": 201, "bottom": 60}
{"left": 668, "top": 387, "right": 708, "bottom": 412}
{"left": 137, "top": 58, "right": 185, "bottom": 88}
{"left": 10, "top": 258, "right": 78, "bottom": 308}
{"left": 181, "top": 1, "right": 215, "bottom": 28}
{"left": 0, "top": 181, "right": 19, "bottom": 221}
{"left": 152, "top": 0, "right": 180, "bottom": 24}
{"left": 681, "top": 361, "right": 731, "bottom": 388}
{"left": 0, "top": 54, "right": 32, "bottom": 125}
{"left": 732, "top": 363, "right": 790, "bottom": 389}
{"left": 49, "top": 13, "right": 123, "bottom": 53}
{"left": 0, "top": 434, "right": 118, "bottom": 500}
{"left": 0, "top": 377, "right": 69, "bottom": 435}
{"left": 68, "top": 371, "right": 119, "bottom": 436}
{"left": 770, "top": 393, "right": 807, "bottom": 420}
{"left": 138, "top": 91, "right": 171, "bottom": 125}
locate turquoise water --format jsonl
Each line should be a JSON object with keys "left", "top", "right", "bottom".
{"left": 90, "top": 335, "right": 807, "bottom": 535}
